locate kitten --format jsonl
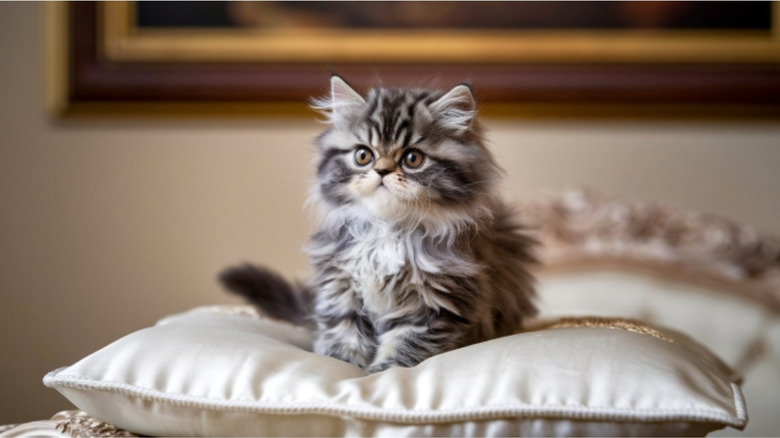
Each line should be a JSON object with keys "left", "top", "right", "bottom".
{"left": 221, "top": 76, "right": 537, "bottom": 373}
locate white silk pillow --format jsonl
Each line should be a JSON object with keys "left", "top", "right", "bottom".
{"left": 44, "top": 306, "right": 747, "bottom": 437}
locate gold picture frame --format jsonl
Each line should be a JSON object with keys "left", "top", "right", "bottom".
{"left": 101, "top": 1, "right": 780, "bottom": 64}
{"left": 47, "top": 1, "right": 780, "bottom": 118}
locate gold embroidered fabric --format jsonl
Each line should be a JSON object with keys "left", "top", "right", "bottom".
{"left": 0, "top": 411, "right": 137, "bottom": 438}
{"left": 52, "top": 411, "right": 137, "bottom": 437}
{"left": 539, "top": 316, "right": 677, "bottom": 344}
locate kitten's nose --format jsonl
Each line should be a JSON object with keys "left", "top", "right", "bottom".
{"left": 375, "top": 168, "right": 393, "bottom": 177}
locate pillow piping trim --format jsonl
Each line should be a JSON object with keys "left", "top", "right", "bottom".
{"left": 43, "top": 369, "right": 747, "bottom": 428}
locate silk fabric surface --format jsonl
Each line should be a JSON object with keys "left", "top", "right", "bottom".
{"left": 44, "top": 307, "right": 746, "bottom": 437}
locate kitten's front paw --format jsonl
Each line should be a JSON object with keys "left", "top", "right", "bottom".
{"left": 314, "top": 339, "right": 374, "bottom": 370}
{"left": 364, "top": 361, "right": 397, "bottom": 374}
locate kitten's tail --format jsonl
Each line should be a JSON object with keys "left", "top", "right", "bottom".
{"left": 219, "top": 264, "right": 315, "bottom": 329}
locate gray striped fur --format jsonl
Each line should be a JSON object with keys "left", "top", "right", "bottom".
{"left": 307, "top": 76, "right": 537, "bottom": 373}
{"left": 224, "top": 76, "right": 537, "bottom": 374}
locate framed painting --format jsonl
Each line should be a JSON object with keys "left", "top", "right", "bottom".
{"left": 46, "top": 1, "right": 780, "bottom": 118}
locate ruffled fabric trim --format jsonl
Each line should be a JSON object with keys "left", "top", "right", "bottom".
{"left": 522, "top": 187, "right": 780, "bottom": 311}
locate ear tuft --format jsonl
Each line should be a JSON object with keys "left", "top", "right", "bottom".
{"left": 430, "top": 84, "right": 476, "bottom": 132}
{"left": 310, "top": 75, "right": 366, "bottom": 125}
{"left": 330, "top": 75, "right": 365, "bottom": 109}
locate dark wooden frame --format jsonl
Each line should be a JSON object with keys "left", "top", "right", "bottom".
{"left": 49, "top": 2, "right": 780, "bottom": 118}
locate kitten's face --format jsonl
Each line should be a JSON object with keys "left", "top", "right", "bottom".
{"left": 314, "top": 77, "right": 499, "bottom": 222}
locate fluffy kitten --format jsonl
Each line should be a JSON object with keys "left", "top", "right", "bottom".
{"left": 221, "top": 76, "right": 537, "bottom": 373}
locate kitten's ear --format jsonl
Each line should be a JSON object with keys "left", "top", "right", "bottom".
{"left": 330, "top": 75, "right": 365, "bottom": 109}
{"left": 430, "top": 84, "right": 476, "bottom": 132}
{"left": 311, "top": 75, "right": 366, "bottom": 125}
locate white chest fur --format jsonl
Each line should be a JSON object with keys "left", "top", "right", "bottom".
{"left": 336, "top": 227, "right": 417, "bottom": 313}
{"left": 345, "top": 228, "right": 405, "bottom": 279}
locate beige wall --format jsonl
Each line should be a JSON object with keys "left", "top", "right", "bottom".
{"left": 1, "top": 2, "right": 779, "bottom": 424}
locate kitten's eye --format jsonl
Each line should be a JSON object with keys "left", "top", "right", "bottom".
{"left": 354, "top": 147, "right": 374, "bottom": 166}
{"left": 402, "top": 149, "right": 425, "bottom": 169}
